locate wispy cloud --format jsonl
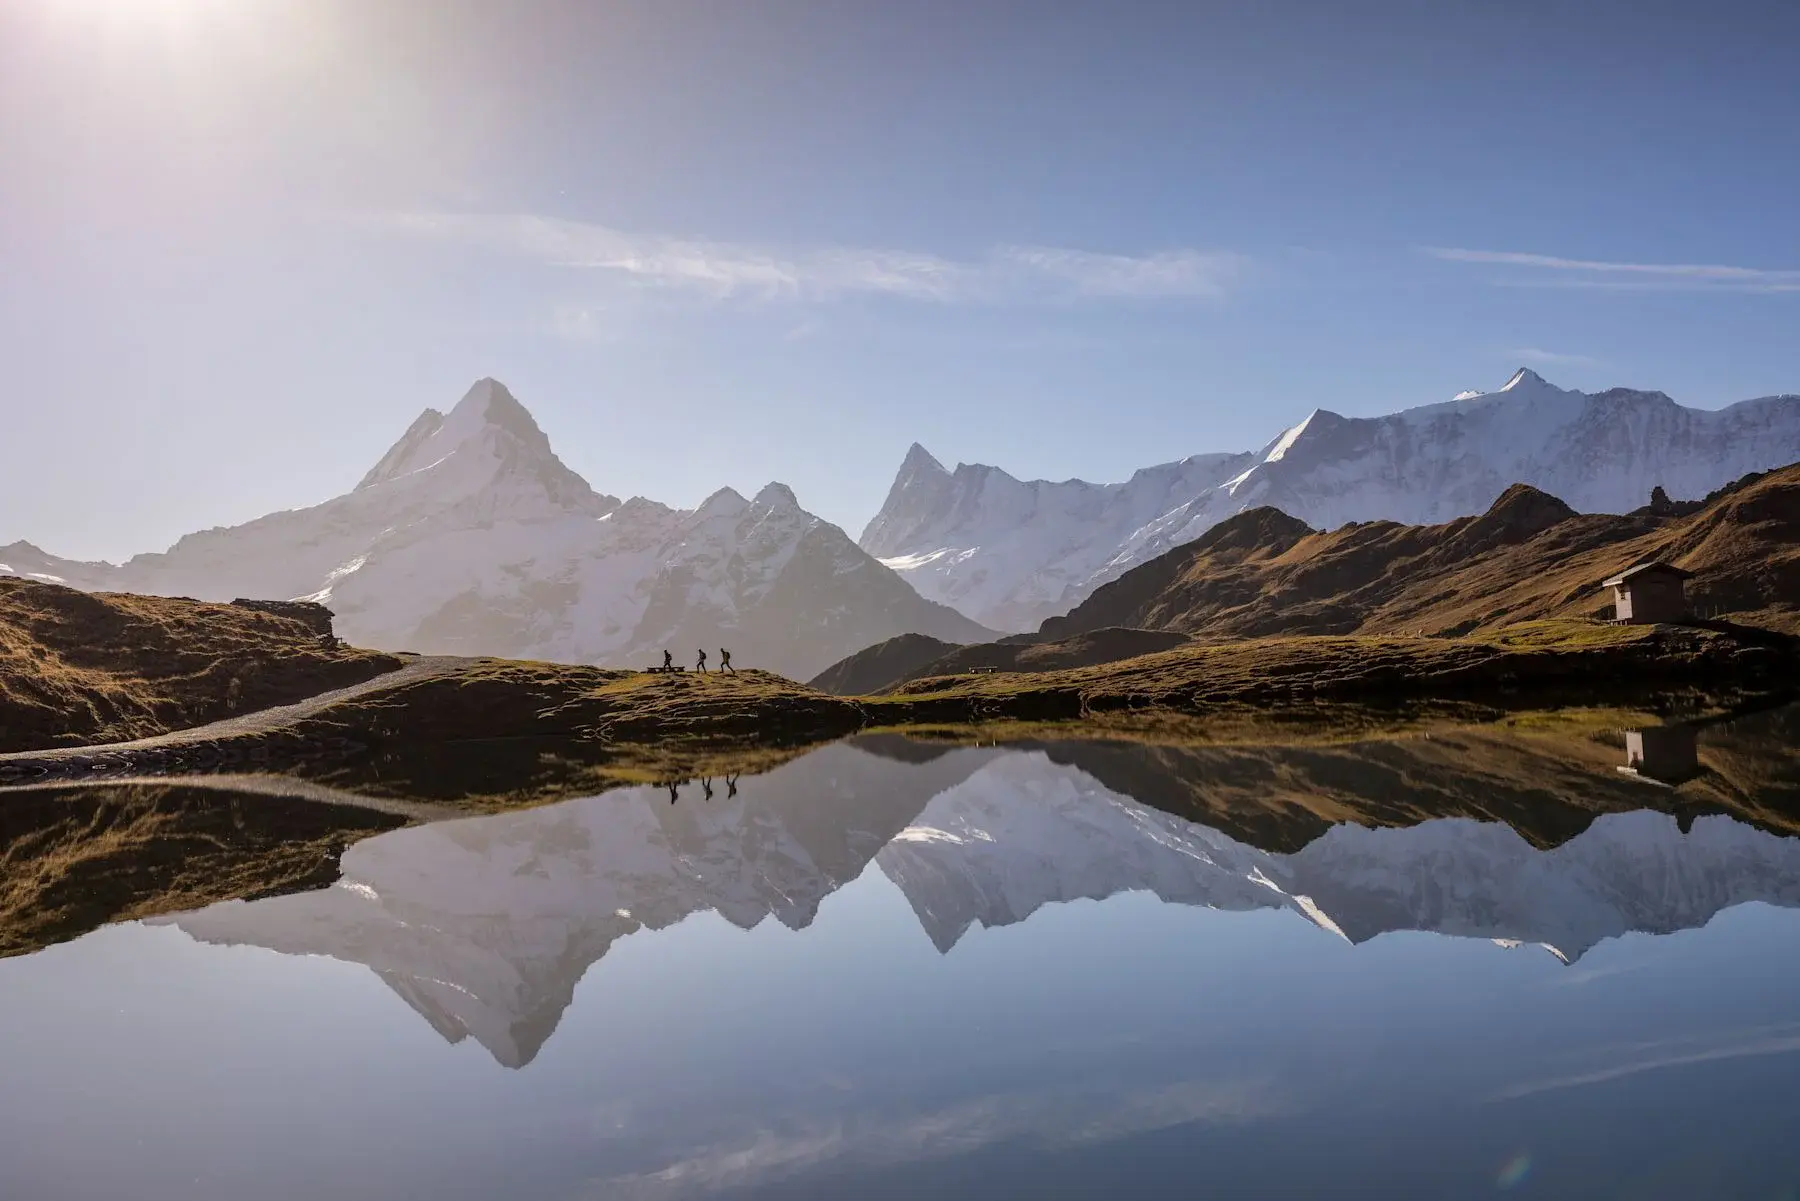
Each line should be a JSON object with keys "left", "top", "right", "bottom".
{"left": 357, "top": 212, "right": 1246, "bottom": 305}
{"left": 1508, "top": 347, "right": 1600, "bottom": 368}
{"left": 1492, "top": 1023, "right": 1800, "bottom": 1102}
{"left": 573, "top": 1076, "right": 1285, "bottom": 1200}
{"left": 1425, "top": 246, "right": 1800, "bottom": 293}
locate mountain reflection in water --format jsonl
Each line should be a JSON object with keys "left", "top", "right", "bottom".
{"left": 4, "top": 711, "right": 1799, "bottom": 1201}
{"left": 155, "top": 726, "right": 1800, "bottom": 1069}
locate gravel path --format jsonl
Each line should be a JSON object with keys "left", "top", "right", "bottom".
{"left": 0, "top": 655, "right": 475, "bottom": 780}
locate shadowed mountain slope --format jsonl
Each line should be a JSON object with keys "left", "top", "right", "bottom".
{"left": 1043, "top": 464, "right": 1800, "bottom": 641}
{"left": 807, "top": 632, "right": 961, "bottom": 696}
{"left": 810, "top": 626, "right": 1190, "bottom": 696}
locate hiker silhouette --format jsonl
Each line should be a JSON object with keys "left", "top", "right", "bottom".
{"left": 696, "top": 648, "right": 708, "bottom": 673}
{"left": 719, "top": 647, "right": 734, "bottom": 673}
{"left": 662, "top": 649, "right": 673, "bottom": 671}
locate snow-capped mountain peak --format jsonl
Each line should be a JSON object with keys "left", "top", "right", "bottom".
{"left": 695, "top": 486, "right": 751, "bottom": 519}
{"left": 351, "top": 378, "right": 610, "bottom": 517}
{"left": 1260, "top": 410, "right": 1324, "bottom": 462}
{"left": 357, "top": 376, "right": 541, "bottom": 490}
{"left": 1500, "top": 366, "right": 1549, "bottom": 392}
{"left": 356, "top": 407, "right": 447, "bottom": 490}
{"left": 755, "top": 481, "right": 801, "bottom": 510}
{"left": 901, "top": 442, "right": 948, "bottom": 476}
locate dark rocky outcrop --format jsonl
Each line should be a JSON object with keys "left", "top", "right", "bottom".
{"left": 231, "top": 599, "right": 336, "bottom": 639}
{"left": 1628, "top": 469, "right": 1776, "bottom": 519}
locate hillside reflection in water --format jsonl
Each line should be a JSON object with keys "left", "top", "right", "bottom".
{"left": 2, "top": 707, "right": 1798, "bottom": 1200}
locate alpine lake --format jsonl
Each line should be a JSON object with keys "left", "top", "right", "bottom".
{"left": 3, "top": 703, "right": 1799, "bottom": 1201}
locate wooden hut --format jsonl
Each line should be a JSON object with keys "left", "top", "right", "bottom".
{"left": 1619, "top": 726, "right": 1700, "bottom": 784}
{"left": 1602, "top": 562, "right": 1693, "bottom": 624}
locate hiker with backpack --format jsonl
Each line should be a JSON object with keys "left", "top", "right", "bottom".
{"left": 719, "top": 647, "right": 735, "bottom": 674}
{"left": 696, "top": 648, "right": 709, "bottom": 673}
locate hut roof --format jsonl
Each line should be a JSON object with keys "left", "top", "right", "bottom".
{"left": 1602, "top": 561, "right": 1694, "bottom": 588}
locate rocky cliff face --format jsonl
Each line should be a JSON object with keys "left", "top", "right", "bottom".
{"left": 862, "top": 370, "right": 1800, "bottom": 630}
{"left": 4, "top": 379, "right": 992, "bottom": 679}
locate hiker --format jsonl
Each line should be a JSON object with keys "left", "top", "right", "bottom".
{"left": 719, "top": 647, "right": 735, "bottom": 674}
{"left": 662, "top": 649, "right": 674, "bottom": 671}
{"left": 696, "top": 648, "right": 709, "bottom": 673}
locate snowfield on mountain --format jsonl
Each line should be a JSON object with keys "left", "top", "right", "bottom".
{"left": 861, "top": 369, "right": 1800, "bottom": 630}
{"left": 1, "top": 380, "right": 992, "bottom": 680}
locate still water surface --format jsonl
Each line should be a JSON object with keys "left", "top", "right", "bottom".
{"left": 3, "top": 717, "right": 1799, "bottom": 1200}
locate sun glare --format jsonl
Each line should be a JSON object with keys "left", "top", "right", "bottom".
{"left": 43, "top": 0, "right": 252, "bottom": 46}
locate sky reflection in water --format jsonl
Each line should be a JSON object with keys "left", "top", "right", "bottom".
{"left": 2, "top": 723, "right": 1799, "bottom": 1201}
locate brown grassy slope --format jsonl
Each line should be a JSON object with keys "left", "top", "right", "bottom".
{"left": 0, "top": 781, "right": 405, "bottom": 958}
{"left": 0, "top": 578, "right": 401, "bottom": 752}
{"left": 13, "top": 621, "right": 1782, "bottom": 766}
{"left": 807, "top": 632, "right": 960, "bottom": 695}
{"left": 810, "top": 626, "right": 1191, "bottom": 696}
{"left": 1043, "top": 464, "right": 1800, "bottom": 641}
{"left": 272, "top": 661, "right": 868, "bottom": 748}
{"left": 875, "top": 621, "right": 1790, "bottom": 722}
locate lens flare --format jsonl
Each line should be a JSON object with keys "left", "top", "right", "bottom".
{"left": 1496, "top": 1153, "right": 1533, "bottom": 1189}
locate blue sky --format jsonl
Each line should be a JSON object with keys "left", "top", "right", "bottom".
{"left": 3, "top": 0, "right": 1797, "bottom": 560}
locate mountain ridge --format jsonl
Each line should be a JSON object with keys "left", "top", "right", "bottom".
{"left": 3, "top": 380, "right": 994, "bottom": 679}
{"left": 862, "top": 371, "right": 1800, "bottom": 630}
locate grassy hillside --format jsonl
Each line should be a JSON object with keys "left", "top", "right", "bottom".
{"left": 36, "top": 619, "right": 1770, "bottom": 765}
{"left": 1044, "top": 464, "right": 1800, "bottom": 641}
{"left": 807, "top": 632, "right": 960, "bottom": 695}
{"left": 871, "top": 621, "right": 1792, "bottom": 725}
{"left": 3, "top": 582, "right": 1793, "bottom": 770}
{"left": 810, "top": 626, "right": 1190, "bottom": 696}
{"left": 0, "top": 579, "right": 402, "bottom": 753}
